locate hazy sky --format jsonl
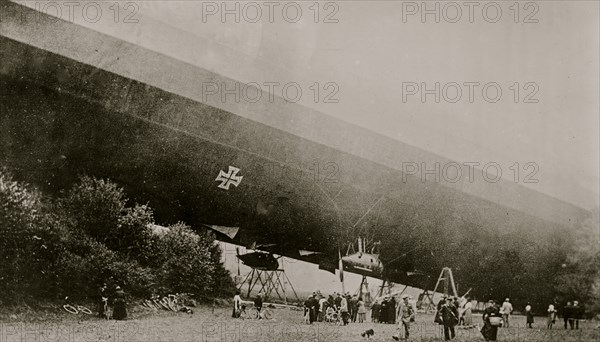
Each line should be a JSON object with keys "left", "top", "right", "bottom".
{"left": 18, "top": 0, "right": 599, "bottom": 209}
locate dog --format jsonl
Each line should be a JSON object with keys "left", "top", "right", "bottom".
{"left": 360, "top": 329, "right": 374, "bottom": 339}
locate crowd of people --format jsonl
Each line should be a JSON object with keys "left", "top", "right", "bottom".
{"left": 547, "top": 300, "right": 586, "bottom": 330}
{"left": 464, "top": 297, "right": 589, "bottom": 342}
{"left": 433, "top": 295, "right": 474, "bottom": 341}
{"left": 301, "top": 292, "right": 476, "bottom": 341}
{"left": 302, "top": 291, "right": 367, "bottom": 325}
{"left": 231, "top": 289, "right": 590, "bottom": 341}
{"left": 371, "top": 295, "right": 398, "bottom": 323}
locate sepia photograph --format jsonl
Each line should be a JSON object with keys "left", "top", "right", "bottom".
{"left": 0, "top": 1, "right": 598, "bottom": 341}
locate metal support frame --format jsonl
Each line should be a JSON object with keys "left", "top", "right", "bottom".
{"left": 426, "top": 267, "right": 458, "bottom": 312}
{"left": 238, "top": 269, "right": 299, "bottom": 304}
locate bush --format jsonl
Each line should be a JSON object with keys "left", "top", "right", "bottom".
{"left": 0, "top": 170, "right": 235, "bottom": 305}
{"left": 61, "top": 176, "right": 125, "bottom": 244}
{"left": 0, "top": 169, "right": 47, "bottom": 303}
{"left": 154, "top": 223, "right": 235, "bottom": 300}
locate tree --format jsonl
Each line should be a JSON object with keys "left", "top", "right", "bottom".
{"left": 555, "top": 209, "right": 600, "bottom": 315}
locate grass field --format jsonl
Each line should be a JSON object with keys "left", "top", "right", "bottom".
{"left": 1, "top": 304, "right": 598, "bottom": 341}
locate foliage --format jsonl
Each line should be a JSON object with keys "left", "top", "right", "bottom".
{"left": 156, "top": 223, "right": 213, "bottom": 295}
{"left": 0, "top": 169, "right": 45, "bottom": 303}
{"left": 0, "top": 170, "right": 234, "bottom": 306}
{"left": 555, "top": 208, "right": 600, "bottom": 315}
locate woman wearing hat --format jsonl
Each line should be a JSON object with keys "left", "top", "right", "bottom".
{"left": 112, "top": 286, "right": 127, "bottom": 320}
{"left": 525, "top": 303, "right": 534, "bottom": 328}
{"left": 462, "top": 298, "right": 473, "bottom": 326}
{"left": 357, "top": 297, "right": 367, "bottom": 323}
{"left": 481, "top": 300, "right": 501, "bottom": 341}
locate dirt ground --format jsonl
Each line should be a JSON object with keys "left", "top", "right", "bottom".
{"left": 1, "top": 305, "right": 598, "bottom": 341}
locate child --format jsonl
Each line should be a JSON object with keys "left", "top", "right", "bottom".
{"left": 547, "top": 304, "right": 557, "bottom": 329}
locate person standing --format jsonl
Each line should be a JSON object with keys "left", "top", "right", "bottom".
{"left": 501, "top": 298, "right": 513, "bottom": 328}
{"left": 232, "top": 290, "right": 242, "bottom": 318}
{"left": 462, "top": 298, "right": 473, "bottom": 326}
{"left": 350, "top": 294, "right": 358, "bottom": 323}
{"left": 304, "top": 296, "right": 311, "bottom": 324}
{"left": 340, "top": 295, "right": 349, "bottom": 325}
{"left": 572, "top": 301, "right": 582, "bottom": 329}
{"left": 563, "top": 301, "right": 572, "bottom": 329}
{"left": 112, "top": 286, "right": 127, "bottom": 320}
{"left": 371, "top": 301, "right": 380, "bottom": 323}
{"left": 435, "top": 295, "right": 447, "bottom": 325}
{"left": 395, "top": 295, "right": 416, "bottom": 340}
{"left": 389, "top": 296, "right": 397, "bottom": 324}
{"left": 380, "top": 297, "right": 389, "bottom": 324}
{"left": 481, "top": 300, "right": 500, "bottom": 341}
{"left": 97, "top": 283, "right": 108, "bottom": 319}
{"left": 440, "top": 297, "right": 459, "bottom": 340}
{"left": 310, "top": 294, "right": 320, "bottom": 324}
{"left": 327, "top": 294, "right": 334, "bottom": 309}
{"left": 525, "top": 303, "right": 534, "bottom": 328}
{"left": 547, "top": 303, "right": 557, "bottom": 329}
{"left": 319, "top": 296, "right": 327, "bottom": 322}
{"left": 334, "top": 293, "right": 342, "bottom": 310}
{"left": 357, "top": 297, "right": 366, "bottom": 323}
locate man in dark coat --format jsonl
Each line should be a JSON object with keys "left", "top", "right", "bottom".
{"left": 435, "top": 295, "right": 447, "bottom": 325}
{"left": 371, "top": 301, "right": 381, "bottom": 323}
{"left": 563, "top": 302, "right": 573, "bottom": 329}
{"left": 388, "top": 296, "right": 397, "bottom": 323}
{"left": 380, "top": 298, "right": 389, "bottom": 323}
{"left": 309, "top": 294, "right": 320, "bottom": 324}
{"left": 440, "top": 297, "right": 459, "bottom": 340}
{"left": 350, "top": 295, "right": 358, "bottom": 323}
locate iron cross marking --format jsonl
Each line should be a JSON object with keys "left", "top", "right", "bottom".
{"left": 216, "top": 166, "right": 243, "bottom": 190}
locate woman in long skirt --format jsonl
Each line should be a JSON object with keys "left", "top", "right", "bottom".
{"left": 462, "top": 299, "right": 473, "bottom": 326}
{"left": 112, "top": 286, "right": 127, "bottom": 320}
{"left": 481, "top": 300, "right": 500, "bottom": 341}
{"left": 357, "top": 298, "right": 366, "bottom": 323}
{"left": 525, "top": 303, "right": 534, "bottom": 328}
